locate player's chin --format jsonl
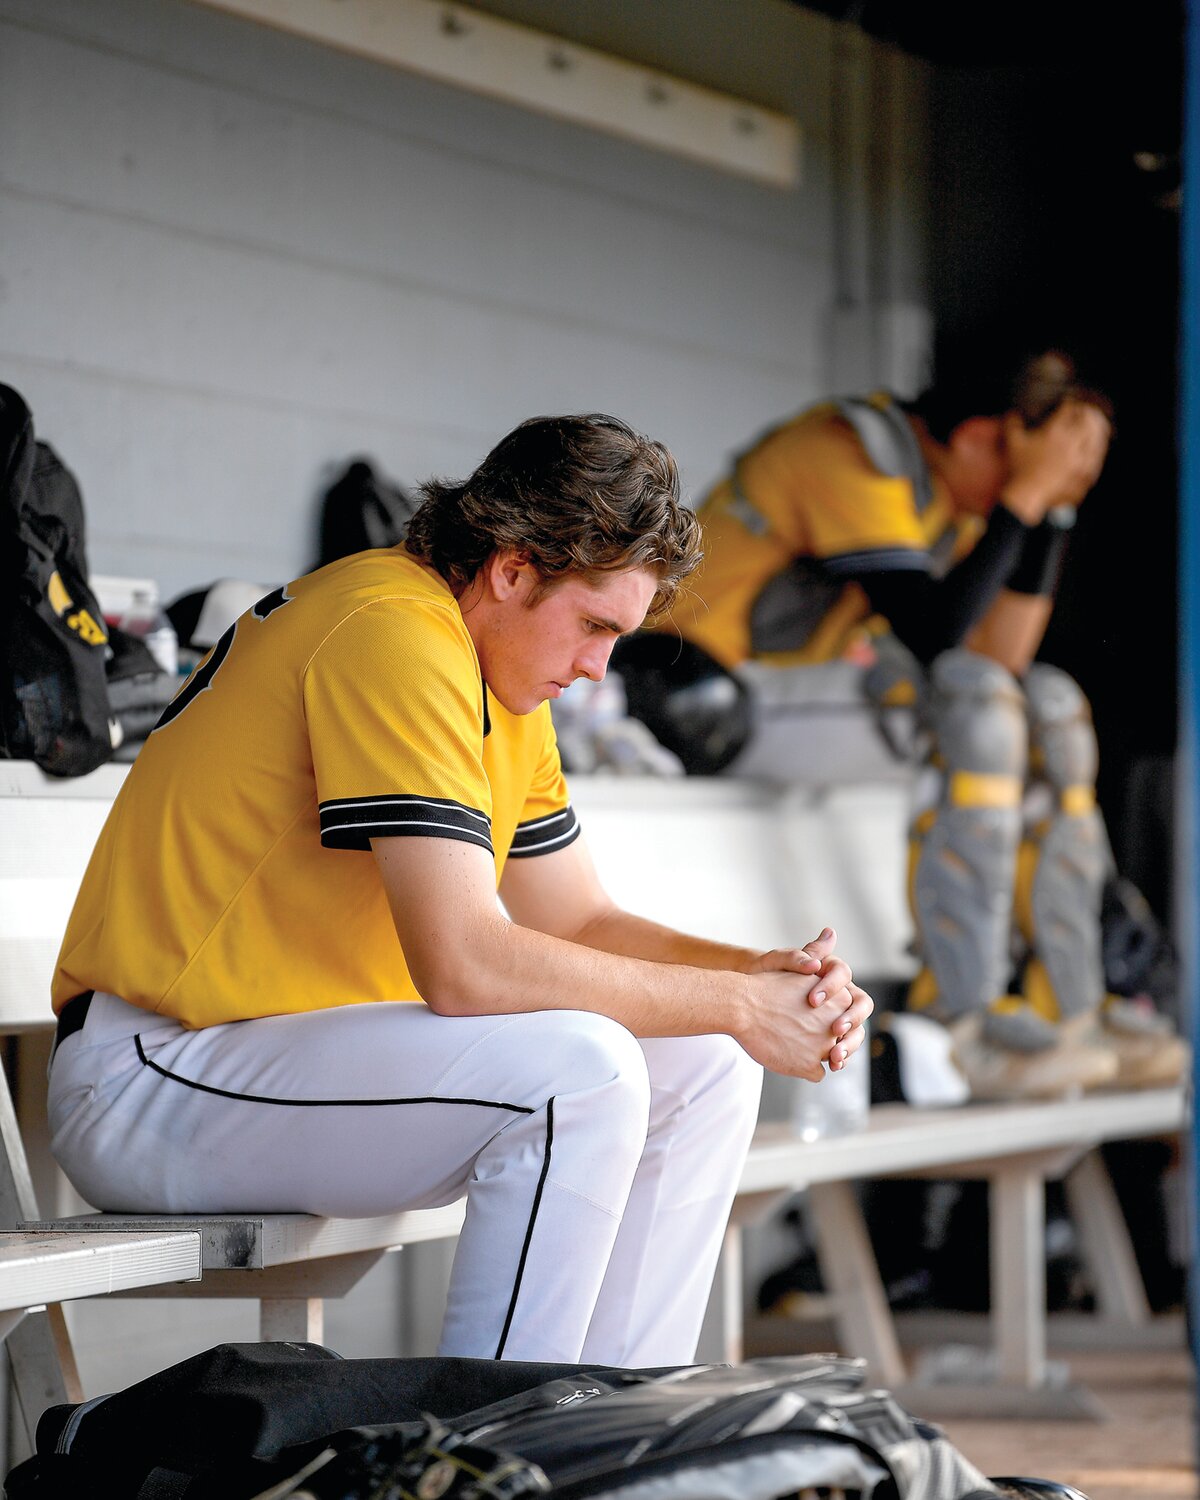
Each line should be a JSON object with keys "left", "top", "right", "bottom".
{"left": 499, "top": 684, "right": 550, "bottom": 715}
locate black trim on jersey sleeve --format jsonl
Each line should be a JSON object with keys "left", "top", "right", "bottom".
{"left": 507, "top": 806, "right": 581, "bottom": 859}
{"left": 855, "top": 504, "right": 1032, "bottom": 665}
{"left": 821, "top": 546, "right": 934, "bottom": 578}
{"left": 253, "top": 585, "right": 293, "bottom": 620}
{"left": 318, "top": 794, "right": 493, "bottom": 852}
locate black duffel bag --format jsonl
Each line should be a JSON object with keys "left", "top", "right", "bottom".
{"left": 0, "top": 384, "right": 118, "bottom": 776}
{"left": 2, "top": 1341, "right": 1052, "bottom": 1500}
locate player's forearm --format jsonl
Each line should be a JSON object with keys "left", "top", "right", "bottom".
{"left": 568, "top": 905, "right": 757, "bottom": 973}
{"left": 415, "top": 908, "right": 751, "bottom": 1038}
{"left": 857, "top": 506, "right": 1030, "bottom": 664}
{"left": 964, "top": 590, "right": 1054, "bottom": 677}
{"left": 373, "top": 835, "right": 860, "bottom": 1078}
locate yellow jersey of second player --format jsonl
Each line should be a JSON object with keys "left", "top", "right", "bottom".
{"left": 53, "top": 549, "right": 579, "bottom": 1028}
{"left": 667, "top": 397, "right": 980, "bottom": 668}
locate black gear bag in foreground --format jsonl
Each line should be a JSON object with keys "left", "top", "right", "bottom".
{"left": 4, "top": 1341, "right": 1055, "bottom": 1500}
{"left": 0, "top": 384, "right": 117, "bottom": 776}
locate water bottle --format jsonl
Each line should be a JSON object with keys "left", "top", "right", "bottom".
{"left": 790, "top": 1026, "right": 870, "bottom": 1141}
{"left": 144, "top": 611, "right": 179, "bottom": 678}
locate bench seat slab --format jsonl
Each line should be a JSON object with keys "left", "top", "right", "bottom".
{"left": 0, "top": 1231, "right": 201, "bottom": 1310}
{"left": 22, "top": 1203, "right": 467, "bottom": 1269}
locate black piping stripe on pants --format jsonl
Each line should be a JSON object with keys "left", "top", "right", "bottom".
{"left": 494, "top": 1094, "right": 554, "bottom": 1358}
{"left": 133, "top": 1034, "right": 557, "bottom": 1358}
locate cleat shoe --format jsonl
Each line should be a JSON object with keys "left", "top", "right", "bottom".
{"left": 946, "top": 1009, "right": 1118, "bottom": 1102}
{"left": 1094, "top": 996, "right": 1190, "bottom": 1089}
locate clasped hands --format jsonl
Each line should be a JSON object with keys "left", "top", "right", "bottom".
{"left": 1004, "top": 397, "right": 1112, "bottom": 516}
{"left": 742, "top": 927, "right": 873, "bottom": 1082}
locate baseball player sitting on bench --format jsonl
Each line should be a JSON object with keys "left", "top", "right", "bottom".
{"left": 46, "top": 413, "right": 872, "bottom": 1367}
{"left": 618, "top": 348, "right": 1186, "bottom": 1102}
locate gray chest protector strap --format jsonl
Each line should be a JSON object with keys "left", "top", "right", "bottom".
{"left": 831, "top": 397, "right": 934, "bottom": 513}
{"left": 738, "top": 397, "right": 935, "bottom": 657}
{"left": 729, "top": 396, "right": 933, "bottom": 539}
{"left": 1018, "top": 665, "right": 1112, "bottom": 1019}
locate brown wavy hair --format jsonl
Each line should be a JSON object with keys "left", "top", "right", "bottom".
{"left": 405, "top": 414, "right": 702, "bottom": 616}
{"left": 908, "top": 341, "right": 1113, "bottom": 444}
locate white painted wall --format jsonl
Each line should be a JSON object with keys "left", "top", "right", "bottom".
{"left": 0, "top": 0, "right": 931, "bottom": 1412}
{"left": 0, "top": 0, "right": 927, "bottom": 600}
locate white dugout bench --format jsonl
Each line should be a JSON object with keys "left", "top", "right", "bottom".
{"left": 0, "top": 761, "right": 1185, "bottom": 1439}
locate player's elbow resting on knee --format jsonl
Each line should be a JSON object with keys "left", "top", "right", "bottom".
{"left": 418, "top": 983, "right": 482, "bottom": 1017}
{"left": 404, "top": 913, "right": 518, "bottom": 1016}
{"left": 410, "top": 955, "right": 499, "bottom": 1017}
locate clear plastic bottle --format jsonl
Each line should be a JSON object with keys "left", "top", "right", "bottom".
{"left": 790, "top": 1026, "right": 870, "bottom": 1141}
{"left": 143, "top": 610, "right": 179, "bottom": 678}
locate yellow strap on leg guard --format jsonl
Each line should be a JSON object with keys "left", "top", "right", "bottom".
{"left": 949, "top": 771, "right": 1023, "bottom": 809}
{"left": 907, "top": 966, "right": 940, "bottom": 1013}
{"left": 1061, "top": 784, "right": 1096, "bottom": 816}
{"left": 1020, "top": 956, "right": 1063, "bottom": 1024}
{"left": 1013, "top": 835, "right": 1042, "bottom": 947}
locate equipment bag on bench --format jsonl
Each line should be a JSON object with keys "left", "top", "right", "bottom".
{"left": 5, "top": 1341, "right": 1010, "bottom": 1500}
{"left": 0, "top": 383, "right": 119, "bottom": 776}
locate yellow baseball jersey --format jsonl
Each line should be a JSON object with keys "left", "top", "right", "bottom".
{"left": 666, "top": 397, "right": 979, "bottom": 668}
{"left": 53, "top": 549, "right": 579, "bottom": 1028}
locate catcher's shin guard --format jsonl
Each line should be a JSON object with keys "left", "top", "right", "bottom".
{"left": 1013, "top": 668, "right": 1184, "bottom": 1089}
{"left": 1016, "top": 665, "right": 1109, "bottom": 1022}
{"left": 908, "top": 650, "right": 1026, "bottom": 1019}
{"left": 907, "top": 655, "right": 1119, "bottom": 1099}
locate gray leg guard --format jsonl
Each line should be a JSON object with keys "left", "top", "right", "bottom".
{"left": 1021, "top": 665, "right": 1111, "bottom": 1020}
{"left": 910, "top": 650, "right": 1027, "bottom": 1019}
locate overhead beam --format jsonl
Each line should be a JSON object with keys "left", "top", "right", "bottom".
{"left": 190, "top": 0, "right": 802, "bottom": 188}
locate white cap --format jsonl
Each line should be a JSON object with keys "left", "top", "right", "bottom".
{"left": 880, "top": 1012, "right": 970, "bottom": 1107}
{"left": 192, "top": 580, "right": 269, "bottom": 647}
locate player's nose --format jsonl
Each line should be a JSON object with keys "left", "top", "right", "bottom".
{"left": 574, "top": 637, "right": 614, "bottom": 683}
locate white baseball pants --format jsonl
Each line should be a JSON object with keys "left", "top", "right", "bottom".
{"left": 47, "top": 992, "right": 762, "bottom": 1366}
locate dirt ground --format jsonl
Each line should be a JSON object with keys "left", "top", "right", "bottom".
{"left": 938, "top": 1346, "right": 1195, "bottom": 1500}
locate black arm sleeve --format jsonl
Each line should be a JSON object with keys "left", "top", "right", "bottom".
{"left": 855, "top": 504, "right": 1031, "bottom": 665}
{"left": 1006, "top": 520, "right": 1070, "bottom": 597}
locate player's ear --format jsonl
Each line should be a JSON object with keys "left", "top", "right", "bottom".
{"left": 947, "top": 415, "right": 1004, "bottom": 461}
{"left": 484, "top": 549, "right": 536, "bottom": 602}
